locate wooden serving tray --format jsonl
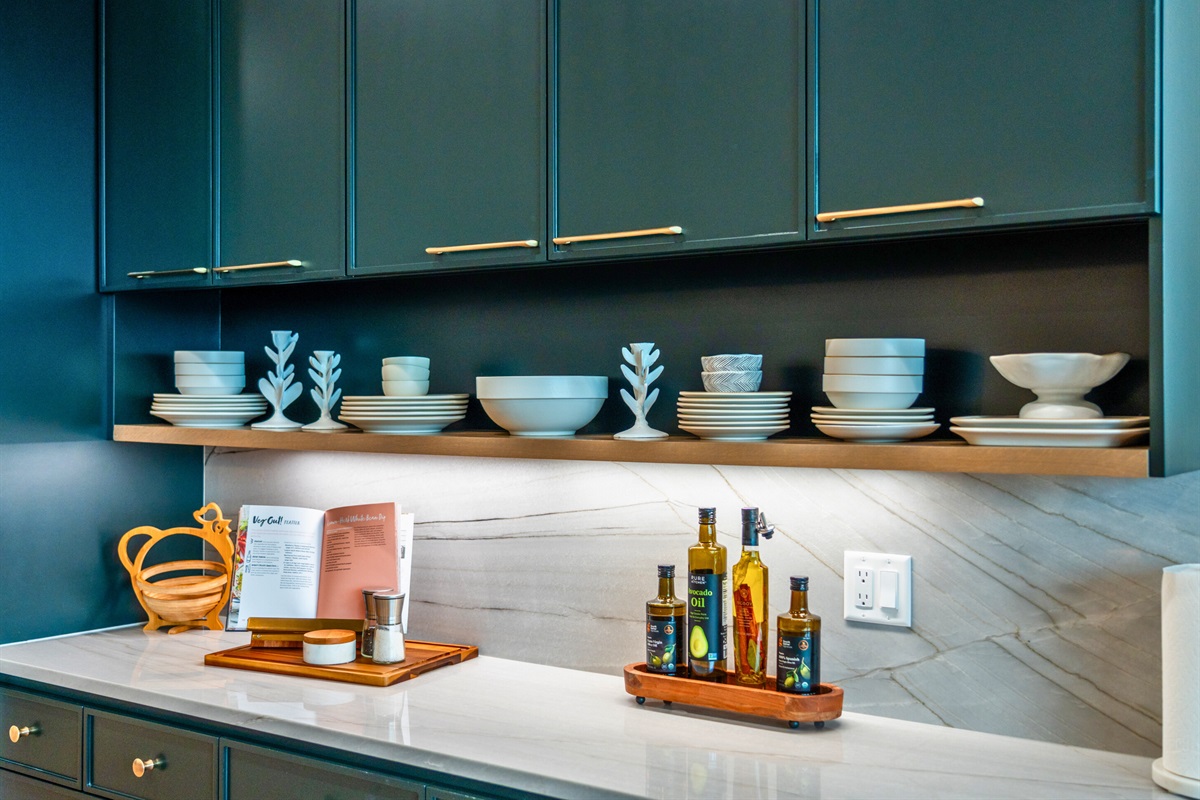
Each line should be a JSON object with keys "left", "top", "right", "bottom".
{"left": 205, "top": 640, "right": 478, "bottom": 687}
{"left": 623, "top": 663, "right": 843, "bottom": 728}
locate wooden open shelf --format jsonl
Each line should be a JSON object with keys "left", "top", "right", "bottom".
{"left": 113, "top": 425, "right": 1149, "bottom": 478}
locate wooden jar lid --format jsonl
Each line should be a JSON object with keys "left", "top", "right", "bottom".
{"left": 302, "top": 629, "right": 356, "bottom": 646}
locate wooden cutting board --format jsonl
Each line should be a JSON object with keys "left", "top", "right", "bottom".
{"left": 205, "top": 640, "right": 477, "bottom": 686}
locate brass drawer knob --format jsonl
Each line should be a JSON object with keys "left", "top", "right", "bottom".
{"left": 8, "top": 724, "right": 38, "bottom": 743}
{"left": 132, "top": 757, "right": 164, "bottom": 778}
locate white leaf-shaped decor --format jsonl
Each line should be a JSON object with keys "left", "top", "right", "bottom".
{"left": 644, "top": 386, "right": 660, "bottom": 415}
{"left": 253, "top": 331, "right": 306, "bottom": 430}
{"left": 308, "top": 367, "right": 322, "bottom": 385}
{"left": 265, "top": 345, "right": 281, "bottom": 365}
{"left": 645, "top": 349, "right": 660, "bottom": 368}
{"left": 647, "top": 364, "right": 664, "bottom": 386}
{"left": 614, "top": 342, "right": 668, "bottom": 440}
{"left": 282, "top": 381, "right": 302, "bottom": 409}
{"left": 620, "top": 387, "right": 639, "bottom": 415}
{"left": 620, "top": 363, "right": 639, "bottom": 387}
{"left": 622, "top": 347, "right": 636, "bottom": 365}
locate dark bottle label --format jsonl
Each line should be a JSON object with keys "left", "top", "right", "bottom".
{"left": 688, "top": 572, "right": 726, "bottom": 667}
{"left": 777, "top": 631, "right": 820, "bottom": 693}
{"left": 646, "top": 615, "right": 681, "bottom": 674}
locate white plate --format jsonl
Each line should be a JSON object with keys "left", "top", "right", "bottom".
{"left": 679, "top": 422, "right": 788, "bottom": 441}
{"left": 153, "top": 392, "right": 264, "bottom": 401}
{"left": 811, "top": 406, "right": 933, "bottom": 416}
{"left": 341, "top": 403, "right": 467, "bottom": 412}
{"left": 339, "top": 413, "right": 466, "bottom": 421}
{"left": 680, "top": 416, "right": 788, "bottom": 425}
{"left": 343, "top": 394, "right": 468, "bottom": 402}
{"left": 339, "top": 418, "right": 460, "bottom": 435}
{"left": 150, "top": 409, "right": 264, "bottom": 427}
{"left": 812, "top": 413, "right": 933, "bottom": 423}
{"left": 152, "top": 404, "right": 267, "bottom": 413}
{"left": 678, "top": 408, "right": 789, "bottom": 418}
{"left": 814, "top": 421, "right": 939, "bottom": 442}
{"left": 949, "top": 415, "right": 1150, "bottom": 430}
{"left": 950, "top": 426, "right": 1149, "bottom": 447}
{"left": 679, "top": 391, "right": 791, "bottom": 398}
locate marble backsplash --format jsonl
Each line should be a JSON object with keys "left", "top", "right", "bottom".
{"left": 204, "top": 450, "right": 1198, "bottom": 757}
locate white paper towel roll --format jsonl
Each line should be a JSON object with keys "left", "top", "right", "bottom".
{"left": 1154, "top": 563, "right": 1200, "bottom": 798}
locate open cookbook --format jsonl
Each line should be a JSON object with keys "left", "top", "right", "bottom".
{"left": 226, "top": 501, "right": 413, "bottom": 630}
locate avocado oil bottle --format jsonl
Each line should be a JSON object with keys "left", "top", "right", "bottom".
{"left": 687, "top": 507, "right": 727, "bottom": 681}
{"left": 645, "top": 564, "right": 687, "bottom": 675}
{"left": 777, "top": 576, "right": 821, "bottom": 694}
{"left": 732, "top": 508, "right": 773, "bottom": 686}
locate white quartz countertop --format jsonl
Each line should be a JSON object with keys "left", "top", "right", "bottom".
{"left": 0, "top": 627, "right": 1169, "bottom": 799}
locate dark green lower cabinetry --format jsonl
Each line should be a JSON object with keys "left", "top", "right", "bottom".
{"left": 0, "top": 688, "right": 82, "bottom": 789}
{"left": 87, "top": 710, "right": 218, "bottom": 800}
{"left": 223, "top": 740, "right": 422, "bottom": 800}
{"left": 0, "top": 769, "right": 89, "bottom": 798}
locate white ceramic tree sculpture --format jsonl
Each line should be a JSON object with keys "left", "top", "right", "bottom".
{"left": 615, "top": 342, "right": 668, "bottom": 440}
{"left": 302, "top": 350, "right": 348, "bottom": 432}
{"left": 252, "top": 330, "right": 304, "bottom": 430}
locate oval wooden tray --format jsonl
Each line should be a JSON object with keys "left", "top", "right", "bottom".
{"left": 623, "top": 663, "right": 843, "bottom": 728}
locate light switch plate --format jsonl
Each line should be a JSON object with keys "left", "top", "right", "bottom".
{"left": 844, "top": 551, "right": 913, "bottom": 627}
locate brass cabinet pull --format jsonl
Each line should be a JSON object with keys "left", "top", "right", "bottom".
{"left": 127, "top": 267, "right": 209, "bottom": 279}
{"left": 425, "top": 239, "right": 539, "bottom": 255}
{"left": 552, "top": 225, "right": 683, "bottom": 245}
{"left": 212, "top": 259, "right": 303, "bottom": 273}
{"left": 815, "top": 197, "right": 984, "bottom": 223}
{"left": 8, "top": 724, "right": 38, "bottom": 743}
{"left": 132, "top": 757, "right": 164, "bottom": 778}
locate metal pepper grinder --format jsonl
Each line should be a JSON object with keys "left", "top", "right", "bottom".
{"left": 372, "top": 592, "right": 406, "bottom": 665}
{"left": 360, "top": 587, "right": 392, "bottom": 659}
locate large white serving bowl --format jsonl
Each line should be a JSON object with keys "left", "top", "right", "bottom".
{"left": 174, "top": 350, "right": 244, "bottom": 363}
{"left": 989, "top": 352, "right": 1130, "bottom": 419}
{"left": 823, "top": 356, "right": 924, "bottom": 375}
{"left": 382, "top": 364, "right": 431, "bottom": 381}
{"left": 174, "top": 362, "right": 246, "bottom": 376}
{"left": 476, "top": 375, "right": 607, "bottom": 399}
{"left": 825, "top": 338, "right": 925, "bottom": 357}
{"left": 175, "top": 375, "right": 246, "bottom": 395}
{"left": 824, "top": 391, "right": 921, "bottom": 410}
{"left": 822, "top": 373, "right": 922, "bottom": 393}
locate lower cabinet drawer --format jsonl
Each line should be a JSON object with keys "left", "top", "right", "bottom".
{"left": 0, "top": 767, "right": 89, "bottom": 798}
{"left": 87, "top": 710, "right": 217, "bottom": 800}
{"left": 0, "top": 687, "right": 82, "bottom": 786}
{"left": 223, "top": 739, "right": 423, "bottom": 800}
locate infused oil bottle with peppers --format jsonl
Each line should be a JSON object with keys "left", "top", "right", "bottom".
{"left": 732, "top": 508, "right": 773, "bottom": 686}
{"left": 645, "top": 565, "right": 687, "bottom": 675}
{"left": 777, "top": 576, "right": 821, "bottom": 694}
{"left": 687, "top": 507, "right": 727, "bottom": 681}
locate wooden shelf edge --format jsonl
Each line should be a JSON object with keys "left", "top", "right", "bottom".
{"left": 112, "top": 425, "right": 1150, "bottom": 478}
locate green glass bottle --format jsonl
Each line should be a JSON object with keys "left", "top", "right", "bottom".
{"left": 646, "top": 564, "right": 687, "bottom": 675}
{"left": 777, "top": 576, "right": 821, "bottom": 694}
{"left": 688, "top": 507, "right": 727, "bottom": 681}
{"left": 732, "top": 508, "right": 773, "bottom": 687}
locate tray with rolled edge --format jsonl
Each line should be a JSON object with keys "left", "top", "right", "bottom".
{"left": 623, "top": 663, "right": 842, "bottom": 728}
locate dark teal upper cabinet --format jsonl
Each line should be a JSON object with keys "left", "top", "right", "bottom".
{"left": 809, "top": 1, "right": 1155, "bottom": 239}
{"left": 352, "top": 0, "right": 546, "bottom": 276}
{"left": 551, "top": 1, "right": 805, "bottom": 260}
{"left": 101, "top": 0, "right": 212, "bottom": 292}
{"left": 215, "top": 0, "right": 346, "bottom": 286}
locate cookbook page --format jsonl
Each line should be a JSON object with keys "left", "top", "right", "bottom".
{"left": 226, "top": 505, "right": 327, "bottom": 629}
{"left": 315, "top": 502, "right": 405, "bottom": 619}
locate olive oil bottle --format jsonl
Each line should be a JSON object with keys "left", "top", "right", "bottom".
{"left": 687, "top": 507, "right": 727, "bottom": 681}
{"left": 732, "top": 508, "right": 773, "bottom": 686}
{"left": 645, "top": 564, "right": 687, "bottom": 675}
{"left": 777, "top": 576, "right": 821, "bottom": 694}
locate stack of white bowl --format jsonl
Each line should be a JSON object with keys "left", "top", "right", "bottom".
{"left": 476, "top": 376, "right": 607, "bottom": 437}
{"left": 700, "top": 353, "right": 763, "bottom": 392}
{"left": 812, "top": 338, "right": 939, "bottom": 443}
{"left": 679, "top": 354, "right": 790, "bottom": 441}
{"left": 151, "top": 351, "right": 266, "bottom": 428}
{"left": 339, "top": 356, "right": 468, "bottom": 434}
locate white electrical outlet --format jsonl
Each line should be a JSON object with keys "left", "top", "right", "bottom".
{"left": 844, "top": 551, "right": 913, "bottom": 627}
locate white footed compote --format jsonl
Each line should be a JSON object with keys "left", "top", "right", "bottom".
{"left": 302, "top": 350, "right": 348, "bottom": 433}
{"left": 989, "top": 352, "right": 1130, "bottom": 419}
{"left": 252, "top": 330, "right": 304, "bottom": 430}
{"left": 615, "top": 342, "right": 668, "bottom": 440}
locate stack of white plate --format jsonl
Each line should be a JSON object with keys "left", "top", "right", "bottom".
{"left": 338, "top": 394, "right": 469, "bottom": 434}
{"left": 811, "top": 406, "right": 939, "bottom": 443}
{"left": 949, "top": 415, "right": 1150, "bottom": 447}
{"left": 150, "top": 393, "right": 267, "bottom": 428}
{"left": 677, "top": 391, "right": 792, "bottom": 441}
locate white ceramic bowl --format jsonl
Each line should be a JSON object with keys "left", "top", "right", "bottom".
{"left": 382, "top": 356, "right": 431, "bottom": 368}
{"left": 475, "top": 375, "right": 607, "bottom": 399}
{"left": 174, "top": 350, "right": 244, "bottom": 364}
{"left": 478, "top": 397, "right": 606, "bottom": 436}
{"left": 174, "top": 363, "right": 246, "bottom": 376}
{"left": 382, "top": 364, "right": 431, "bottom": 381}
{"left": 701, "top": 370, "right": 763, "bottom": 392}
{"left": 824, "top": 390, "right": 921, "bottom": 410}
{"left": 989, "top": 352, "right": 1130, "bottom": 419}
{"left": 382, "top": 379, "right": 430, "bottom": 397}
{"left": 823, "top": 356, "right": 924, "bottom": 376}
{"left": 175, "top": 375, "right": 246, "bottom": 388}
{"left": 822, "top": 373, "right": 923, "bottom": 392}
{"left": 175, "top": 383, "right": 246, "bottom": 397}
{"left": 701, "top": 353, "right": 763, "bottom": 371}
{"left": 825, "top": 338, "right": 925, "bottom": 357}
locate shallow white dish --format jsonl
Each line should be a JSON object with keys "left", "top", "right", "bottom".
{"left": 825, "top": 338, "right": 924, "bottom": 357}
{"left": 814, "top": 421, "right": 939, "bottom": 442}
{"left": 338, "top": 417, "right": 460, "bottom": 435}
{"left": 812, "top": 413, "right": 933, "bottom": 423}
{"left": 152, "top": 403, "right": 267, "bottom": 413}
{"left": 339, "top": 412, "right": 466, "bottom": 421}
{"left": 812, "top": 405, "right": 933, "bottom": 416}
{"left": 678, "top": 406, "right": 789, "bottom": 417}
{"left": 949, "top": 415, "right": 1149, "bottom": 430}
{"left": 823, "top": 356, "right": 924, "bottom": 375}
{"left": 344, "top": 394, "right": 468, "bottom": 402}
{"left": 342, "top": 403, "right": 466, "bottom": 413}
{"left": 679, "top": 413, "right": 788, "bottom": 423}
{"left": 174, "top": 350, "right": 245, "bottom": 363}
{"left": 679, "top": 422, "right": 788, "bottom": 441}
{"left": 950, "top": 426, "right": 1149, "bottom": 447}
{"left": 153, "top": 392, "right": 264, "bottom": 400}
{"left": 150, "top": 409, "right": 264, "bottom": 428}
{"left": 679, "top": 391, "right": 791, "bottom": 399}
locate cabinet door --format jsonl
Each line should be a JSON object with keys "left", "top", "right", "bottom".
{"left": 102, "top": 0, "right": 212, "bottom": 291}
{"left": 86, "top": 710, "right": 216, "bottom": 800}
{"left": 216, "top": 0, "right": 346, "bottom": 286}
{"left": 810, "top": 0, "right": 1154, "bottom": 239}
{"left": 223, "top": 740, "right": 422, "bottom": 800}
{"left": 551, "top": 0, "right": 804, "bottom": 260}
{"left": 0, "top": 689, "right": 82, "bottom": 788}
{"left": 353, "top": 0, "right": 546, "bottom": 276}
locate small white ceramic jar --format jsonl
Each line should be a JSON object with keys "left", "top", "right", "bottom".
{"left": 301, "top": 629, "right": 357, "bottom": 666}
